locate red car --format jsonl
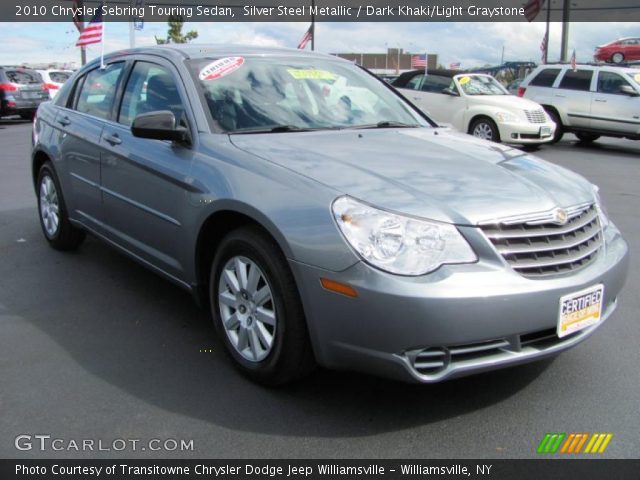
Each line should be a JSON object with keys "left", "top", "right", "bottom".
{"left": 595, "top": 38, "right": 640, "bottom": 64}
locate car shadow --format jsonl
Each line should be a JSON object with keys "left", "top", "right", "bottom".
{"left": 0, "top": 116, "right": 32, "bottom": 128}
{"left": 565, "top": 137, "right": 640, "bottom": 158}
{"left": 1, "top": 210, "right": 553, "bottom": 438}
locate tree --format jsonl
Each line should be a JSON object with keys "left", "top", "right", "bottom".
{"left": 155, "top": 16, "right": 198, "bottom": 44}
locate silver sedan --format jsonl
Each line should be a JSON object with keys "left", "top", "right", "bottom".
{"left": 31, "top": 45, "right": 629, "bottom": 384}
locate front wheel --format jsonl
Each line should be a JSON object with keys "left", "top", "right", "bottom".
{"left": 209, "top": 226, "right": 315, "bottom": 385}
{"left": 469, "top": 117, "right": 500, "bottom": 143}
{"left": 37, "top": 162, "right": 86, "bottom": 250}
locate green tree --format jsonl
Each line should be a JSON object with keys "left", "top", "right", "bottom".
{"left": 155, "top": 16, "right": 198, "bottom": 44}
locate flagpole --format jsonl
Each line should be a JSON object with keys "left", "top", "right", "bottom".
{"left": 310, "top": 0, "right": 315, "bottom": 51}
{"left": 544, "top": 0, "right": 550, "bottom": 64}
{"left": 100, "top": 12, "right": 106, "bottom": 68}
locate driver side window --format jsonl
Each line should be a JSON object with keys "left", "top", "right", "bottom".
{"left": 118, "top": 61, "right": 185, "bottom": 127}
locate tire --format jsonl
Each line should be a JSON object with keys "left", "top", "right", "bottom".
{"left": 544, "top": 108, "right": 564, "bottom": 144}
{"left": 469, "top": 117, "right": 500, "bottom": 143}
{"left": 611, "top": 52, "right": 625, "bottom": 64}
{"left": 575, "top": 132, "right": 601, "bottom": 143}
{"left": 37, "top": 162, "right": 86, "bottom": 250}
{"left": 209, "top": 226, "right": 315, "bottom": 385}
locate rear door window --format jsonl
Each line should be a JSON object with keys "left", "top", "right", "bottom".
{"left": 529, "top": 68, "right": 561, "bottom": 87}
{"left": 75, "top": 62, "right": 125, "bottom": 120}
{"left": 559, "top": 70, "right": 593, "bottom": 91}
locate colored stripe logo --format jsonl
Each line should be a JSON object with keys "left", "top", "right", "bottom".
{"left": 537, "top": 433, "right": 613, "bottom": 454}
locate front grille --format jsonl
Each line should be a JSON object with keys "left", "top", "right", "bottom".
{"left": 407, "top": 328, "right": 583, "bottom": 377}
{"left": 480, "top": 204, "right": 603, "bottom": 278}
{"left": 525, "top": 109, "right": 547, "bottom": 123}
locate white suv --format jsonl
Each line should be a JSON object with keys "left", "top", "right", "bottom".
{"left": 520, "top": 64, "right": 640, "bottom": 143}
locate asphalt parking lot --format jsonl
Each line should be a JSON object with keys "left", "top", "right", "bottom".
{"left": 0, "top": 119, "right": 638, "bottom": 459}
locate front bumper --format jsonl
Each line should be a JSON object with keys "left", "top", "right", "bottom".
{"left": 498, "top": 120, "right": 556, "bottom": 144}
{"left": 290, "top": 225, "right": 628, "bottom": 383}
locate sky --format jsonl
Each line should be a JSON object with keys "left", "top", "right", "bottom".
{"left": 0, "top": 21, "right": 638, "bottom": 69}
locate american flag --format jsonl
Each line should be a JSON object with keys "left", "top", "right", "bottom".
{"left": 411, "top": 54, "right": 427, "bottom": 68}
{"left": 76, "top": 6, "right": 103, "bottom": 47}
{"left": 523, "top": 0, "right": 545, "bottom": 22}
{"left": 540, "top": 35, "right": 547, "bottom": 64}
{"left": 449, "top": 62, "right": 461, "bottom": 69}
{"left": 297, "top": 25, "right": 313, "bottom": 49}
{"left": 570, "top": 49, "right": 577, "bottom": 71}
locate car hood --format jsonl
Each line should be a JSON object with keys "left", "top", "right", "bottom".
{"left": 229, "top": 128, "right": 594, "bottom": 225}
{"left": 467, "top": 94, "right": 544, "bottom": 111}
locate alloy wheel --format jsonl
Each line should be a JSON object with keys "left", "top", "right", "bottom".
{"left": 39, "top": 175, "right": 60, "bottom": 238}
{"left": 473, "top": 122, "right": 494, "bottom": 140}
{"left": 218, "top": 255, "right": 277, "bottom": 362}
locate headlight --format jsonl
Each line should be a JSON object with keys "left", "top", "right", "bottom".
{"left": 332, "top": 196, "right": 477, "bottom": 275}
{"left": 495, "top": 111, "right": 519, "bottom": 123}
{"left": 592, "top": 185, "right": 609, "bottom": 228}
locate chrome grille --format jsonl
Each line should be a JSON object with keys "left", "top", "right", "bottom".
{"left": 480, "top": 204, "right": 602, "bottom": 278}
{"left": 524, "top": 109, "right": 547, "bottom": 123}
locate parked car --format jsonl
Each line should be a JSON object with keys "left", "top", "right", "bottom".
{"left": 392, "top": 69, "right": 556, "bottom": 148}
{"left": 0, "top": 66, "right": 49, "bottom": 119}
{"left": 32, "top": 45, "right": 628, "bottom": 385}
{"left": 506, "top": 78, "right": 522, "bottom": 95}
{"left": 37, "top": 69, "right": 73, "bottom": 99}
{"left": 519, "top": 63, "right": 640, "bottom": 143}
{"left": 595, "top": 38, "right": 640, "bottom": 64}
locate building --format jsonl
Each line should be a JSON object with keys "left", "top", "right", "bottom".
{"left": 331, "top": 48, "right": 438, "bottom": 74}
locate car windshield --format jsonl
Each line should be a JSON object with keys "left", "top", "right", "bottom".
{"left": 188, "top": 56, "right": 430, "bottom": 133}
{"left": 456, "top": 75, "right": 508, "bottom": 96}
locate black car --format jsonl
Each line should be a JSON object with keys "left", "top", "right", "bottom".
{"left": 0, "top": 66, "right": 49, "bottom": 119}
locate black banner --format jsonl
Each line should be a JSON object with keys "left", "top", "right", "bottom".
{"left": 6, "top": 0, "right": 640, "bottom": 22}
{"left": 3, "top": 460, "right": 640, "bottom": 480}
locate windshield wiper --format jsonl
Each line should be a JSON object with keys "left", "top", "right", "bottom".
{"left": 231, "top": 125, "right": 314, "bottom": 134}
{"left": 348, "top": 121, "right": 421, "bottom": 130}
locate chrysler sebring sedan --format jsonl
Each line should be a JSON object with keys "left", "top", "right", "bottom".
{"left": 32, "top": 45, "right": 628, "bottom": 385}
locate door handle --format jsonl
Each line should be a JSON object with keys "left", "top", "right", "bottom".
{"left": 57, "top": 116, "right": 70, "bottom": 126}
{"left": 554, "top": 94, "right": 566, "bottom": 98}
{"left": 594, "top": 99, "right": 607, "bottom": 103}
{"left": 104, "top": 133, "right": 122, "bottom": 145}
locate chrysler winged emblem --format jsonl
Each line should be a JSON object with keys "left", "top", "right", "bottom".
{"left": 552, "top": 208, "right": 568, "bottom": 225}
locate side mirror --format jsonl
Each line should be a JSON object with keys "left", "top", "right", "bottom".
{"left": 131, "top": 111, "right": 190, "bottom": 143}
{"left": 442, "top": 87, "right": 459, "bottom": 96}
{"left": 620, "top": 85, "right": 639, "bottom": 96}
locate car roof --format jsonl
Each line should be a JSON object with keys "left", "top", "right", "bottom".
{"left": 535, "top": 63, "right": 640, "bottom": 73}
{"left": 99, "top": 44, "right": 343, "bottom": 63}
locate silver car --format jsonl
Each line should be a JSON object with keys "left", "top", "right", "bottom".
{"left": 32, "top": 45, "right": 629, "bottom": 385}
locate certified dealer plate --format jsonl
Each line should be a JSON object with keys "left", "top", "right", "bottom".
{"left": 557, "top": 284, "right": 604, "bottom": 338}
{"left": 540, "top": 126, "right": 552, "bottom": 137}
